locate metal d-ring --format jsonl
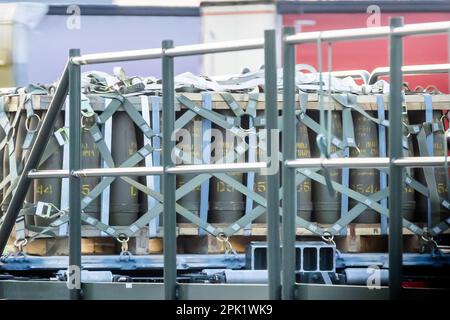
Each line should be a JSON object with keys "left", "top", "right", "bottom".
{"left": 25, "top": 113, "right": 41, "bottom": 133}
{"left": 117, "top": 233, "right": 130, "bottom": 253}
{"left": 321, "top": 231, "right": 335, "bottom": 246}
{"left": 13, "top": 238, "right": 28, "bottom": 252}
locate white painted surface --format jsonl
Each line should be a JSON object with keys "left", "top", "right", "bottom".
{"left": 202, "top": 3, "right": 277, "bottom": 76}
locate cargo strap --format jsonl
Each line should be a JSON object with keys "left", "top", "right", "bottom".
{"left": 199, "top": 93, "right": 212, "bottom": 235}
{"left": 376, "top": 95, "right": 388, "bottom": 234}
{"left": 293, "top": 93, "right": 434, "bottom": 237}
{"left": 298, "top": 92, "right": 450, "bottom": 237}
{"left": 417, "top": 122, "right": 441, "bottom": 226}
{"left": 221, "top": 92, "right": 259, "bottom": 234}
{"left": 100, "top": 99, "right": 113, "bottom": 234}
{"left": 141, "top": 95, "right": 161, "bottom": 237}
{"left": 12, "top": 90, "right": 450, "bottom": 241}
{"left": 315, "top": 38, "right": 335, "bottom": 197}
{"left": 22, "top": 92, "right": 265, "bottom": 239}
{"left": 173, "top": 93, "right": 268, "bottom": 236}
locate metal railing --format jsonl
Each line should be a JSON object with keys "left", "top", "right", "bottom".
{"left": 281, "top": 18, "right": 450, "bottom": 300}
{"left": 0, "top": 19, "right": 449, "bottom": 300}
{"left": 327, "top": 63, "right": 450, "bottom": 85}
{"left": 369, "top": 63, "right": 450, "bottom": 84}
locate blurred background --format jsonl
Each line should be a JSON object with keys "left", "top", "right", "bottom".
{"left": 1, "top": 0, "right": 449, "bottom": 92}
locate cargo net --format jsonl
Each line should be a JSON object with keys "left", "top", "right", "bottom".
{"left": 0, "top": 66, "right": 449, "bottom": 253}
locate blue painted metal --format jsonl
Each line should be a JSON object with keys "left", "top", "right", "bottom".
{"left": 336, "top": 252, "right": 450, "bottom": 269}
{"left": 1, "top": 253, "right": 448, "bottom": 272}
{"left": 340, "top": 148, "right": 349, "bottom": 236}
{"left": 199, "top": 93, "right": 212, "bottom": 236}
{"left": 376, "top": 95, "right": 388, "bottom": 235}
{"left": 244, "top": 115, "right": 256, "bottom": 235}
{"left": 0, "top": 254, "right": 245, "bottom": 271}
{"left": 149, "top": 96, "right": 161, "bottom": 237}
{"left": 424, "top": 94, "right": 433, "bottom": 228}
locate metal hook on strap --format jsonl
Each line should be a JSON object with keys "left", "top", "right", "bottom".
{"left": 117, "top": 233, "right": 130, "bottom": 253}
{"left": 13, "top": 238, "right": 28, "bottom": 253}
{"left": 321, "top": 231, "right": 336, "bottom": 246}
{"left": 421, "top": 232, "right": 440, "bottom": 255}
{"left": 216, "top": 233, "right": 237, "bottom": 259}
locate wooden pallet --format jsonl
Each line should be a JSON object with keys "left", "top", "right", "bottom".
{"left": 6, "top": 222, "right": 443, "bottom": 256}
{"left": 4, "top": 93, "right": 450, "bottom": 111}
{"left": 5, "top": 233, "right": 429, "bottom": 256}
{"left": 170, "top": 222, "right": 441, "bottom": 237}
{"left": 5, "top": 236, "right": 117, "bottom": 256}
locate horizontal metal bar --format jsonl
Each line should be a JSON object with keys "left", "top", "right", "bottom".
{"left": 285, "top": 156, "right": 450, "bottom": 169}
{"left": 28, "top": 169, "right": 69, "bottom": 178}
{"left": 286, "top": 20, "right": 450, "bottom": 44}
{"left": 285, "top": 26, "right": 390, "bottom": 44}
{"left": 28, "top": 167, "right": 164, "bottom": 178}
{"left": 328, "top": 70, "right": 370, "bottom": 79}
{"left": 75, "top": 167, "right": 164, "bottom": 177}
{"left": 393, "top": 21, "right": 450, "bottom": 36}
{"left": 28, "top": 156, "right": 450, "bottom": 178}
{"left": 369, "top": 63, "right": 450, "bottom": 84}
{"left": 166, "top": 162, "right": 267, "bottom": 174}
{"left": 1, "top": 280, "right": 446, "bottom": 300}
{"left": 70, "top": 38, "right": 263, "bottom": 65}
{"left": 164, "top": 38, "right": 264, "bottom": 57}
{"left": 71, "top": 48, "right": 163, "bottom": 65}
{"left": 0, "top": 254, "right": 245, "bottom": 271}
{"left": 28, "top": 162, "right": 266, "bottom": 178}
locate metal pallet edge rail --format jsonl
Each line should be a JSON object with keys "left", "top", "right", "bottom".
{"left": 282, "top": 18, "right": 450, "bottom": 300}
{"left": 1, "top": 19, "right": 450, "bottom": 300}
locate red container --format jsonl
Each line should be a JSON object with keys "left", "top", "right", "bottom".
{"left": 281, "top": 3, "right": 450, "bottom": 93}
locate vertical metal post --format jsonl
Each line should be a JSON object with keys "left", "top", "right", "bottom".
{"left": 68, "top": 48, "right": 82, "bottom": 300}
{"left": 388, "top": 17, "right": 404, "bottom": 300}
{"left": 265, "top": 29, "right": 281, "bottom": 300}
{"left": 162, "top": 40, "right": 177, "bottom": 300}
{"left": 281, "top": 26, "right": 297, "bottom": 300}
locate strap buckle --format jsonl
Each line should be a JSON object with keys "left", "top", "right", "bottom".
{"left": 54, "top": 127, "right": 69, "bottom": 146}
{"left": 36, "top": 201, "right": 53, "bottom": 218}
{"left": 402, "top": 102, "right": 408, "bottom": 115}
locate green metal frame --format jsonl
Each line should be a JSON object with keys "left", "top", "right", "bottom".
{"left": 1, "top": 19, "right": 450, "bottom": 300}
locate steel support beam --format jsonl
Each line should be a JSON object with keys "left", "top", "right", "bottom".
{"left": 281, "top": 26, "right": 297, "bottom": 300}
{"left": 69, "top": 49, "right": 82, "bottom": 300}
{"left": 162, "top": 39, "right": 177, "bottom": 300}
{"left": 388, "top": 17, "right": 404, "bottom": 300}
{"left": 264, "top": 29, "right": 281, "bottom": 300}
